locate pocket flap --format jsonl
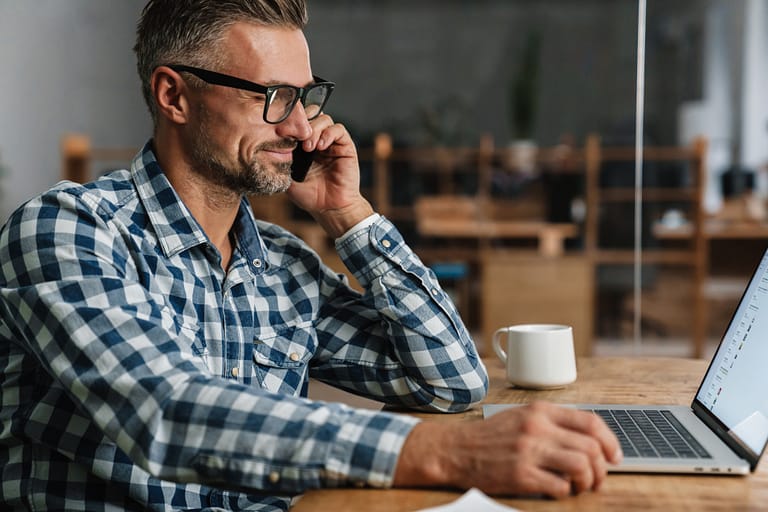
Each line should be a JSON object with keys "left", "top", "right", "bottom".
{"left": 253, "top": 323, "right": 315, "bottom": 368}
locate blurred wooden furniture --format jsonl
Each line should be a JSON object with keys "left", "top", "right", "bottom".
{"left": 294, "top": 356, "right": 768, "bottom": 512}
{"left": 413, "top": 195, "right": 578, "bottom": 258}
{"left": 60, "top": 133, "right": 137, "bottom": 183}
{"left": 369, "top": 132, "right": 584, "bottom": 234}
{"left": 655, "top": 217, "right": 768, "bottom": 343}
{"left": 65, "top": 132, "right": 715, "bottom": 357}
{"left": 480, "top": 251, "right": 594, "bottom": 356}
{"left": 370, "top": 135, "right": 589, "bottom": 355}
{"left": 583, "top": 135, "right": 709, "bottom": 357}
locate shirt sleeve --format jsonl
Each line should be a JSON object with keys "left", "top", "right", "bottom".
{"left": 0, "top": 188, "right": 420, "bottom": 494}
{"left": 309, "top": 215, "right": 489, "bottom": 412}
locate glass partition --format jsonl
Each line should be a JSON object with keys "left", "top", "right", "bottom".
{"left": 302, "top": 0, "right": 768, "bottom": 358}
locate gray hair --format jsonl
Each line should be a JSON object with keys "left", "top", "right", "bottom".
{"left": 134, "top": 0, "right": 308, "bottom": 123}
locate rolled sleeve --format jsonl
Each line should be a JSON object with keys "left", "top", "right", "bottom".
{"left": 315, "top": 216, "right": 489, "bottom": 412}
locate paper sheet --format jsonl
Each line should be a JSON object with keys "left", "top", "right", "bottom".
{"left": 415, "top": 488, "right": 521, "bottom": 512}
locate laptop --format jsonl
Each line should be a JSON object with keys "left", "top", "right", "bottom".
{"left": 483, "top": 247, "right": 768, "bottom": 475}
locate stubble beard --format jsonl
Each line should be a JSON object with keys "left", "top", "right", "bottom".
{"left": 188, "top": 110, "right": 293, "bottom": 197}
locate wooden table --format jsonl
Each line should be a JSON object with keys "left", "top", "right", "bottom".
{"left": 417, "top": 217, "right": 579, "bottom": 258}
{"left": 293, "top": 357, "right": 768, "bottom": 511}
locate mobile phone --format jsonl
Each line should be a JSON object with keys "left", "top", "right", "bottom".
{"left": 291, "top": 146, "right": 315, "bottom": 182}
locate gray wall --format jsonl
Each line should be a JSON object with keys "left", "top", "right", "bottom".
{"left": 306, "top": 0, "right": 641, "bottom": 146}
{"left": 0, "top": 0, "right": 149, "bottom": 221}
{"left": 0, "top": 0, "right": 719, "bottom": 222}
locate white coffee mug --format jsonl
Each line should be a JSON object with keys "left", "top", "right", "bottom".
{"left": 492, "top": 324, "right": 577, "bottom": 389}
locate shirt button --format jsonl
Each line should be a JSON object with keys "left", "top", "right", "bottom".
{"left": 230, "top": 367, "right": 239, "bottom": 377}
{"left": 252, "top": 258, "right": 262, "bottom": 268}
{"left": 431, "top": 288, "right": 440, "bottom": 296}
{"left": 268, "top": 471, "right": 281, "bottom": 484}
{"left": 289, "top": 352, "right": 300, "bottom": 362}
{"left": 381, "top": 239, "right": 392, "bottom": 248}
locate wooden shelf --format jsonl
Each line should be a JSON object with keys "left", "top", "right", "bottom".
{"left": 599, "top": 188, "right": 698, "bottom": 202}
{"left": 584, "top": 134, "right": 708, "bottom": 357}
{"left": 591, "top": 249, "right": 700, "bottom": 265}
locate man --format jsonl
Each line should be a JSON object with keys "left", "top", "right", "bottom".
{"left": 0, "top": 1, "right": 621, "bottom": 510}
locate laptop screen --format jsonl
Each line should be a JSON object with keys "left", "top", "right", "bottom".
{"left": 695, "top": 247, "right": 768, "bottom": 458}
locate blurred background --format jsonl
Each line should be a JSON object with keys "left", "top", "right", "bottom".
{"left": 2, "top": 0, "right": 768, "bottom": 360}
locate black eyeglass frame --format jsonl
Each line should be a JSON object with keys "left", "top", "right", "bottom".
{"left": 166, "top": 64, "right": 335, "bottom": 124}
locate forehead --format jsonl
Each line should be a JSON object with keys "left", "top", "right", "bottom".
{"left": 219, "top": 21, "right": 311, "bottom": 86}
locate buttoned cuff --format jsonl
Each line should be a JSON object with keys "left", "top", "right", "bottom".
{"left": 335, "top": 213, "right": 381, "bottom": 245}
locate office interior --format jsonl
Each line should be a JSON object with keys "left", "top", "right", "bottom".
{"left": 2, "top": 0, "right": 768, "bottom": 364}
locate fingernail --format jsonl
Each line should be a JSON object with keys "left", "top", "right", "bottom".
{"left": 613, "top": 448, "right": 624, "bottom": 464}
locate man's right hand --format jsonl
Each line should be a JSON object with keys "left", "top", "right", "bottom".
{"left": 393, "top": 401, "right": 623, "bottom": 498}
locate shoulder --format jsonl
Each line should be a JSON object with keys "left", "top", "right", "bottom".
{"left": 1, "top": 171, "right": 140, "bottom": 252}
{"left": 55, "top": 170, "right": 138, "bottom": 216}
{"left": 13, "top": 171, "right": 138, "bottom": 224}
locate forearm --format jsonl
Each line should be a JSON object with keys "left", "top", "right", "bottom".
{"left": 312, "top": 196, "right": 374, "bottom": 239}
{"left": 2, "top": 279, "right": 420, "bottom": 493}
{"left": 313, "top": 216, "right": 488, "bottom": 411}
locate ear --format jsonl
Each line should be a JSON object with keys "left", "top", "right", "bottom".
{"left": 151, "top": 66, "right": 190, "bottom": 125}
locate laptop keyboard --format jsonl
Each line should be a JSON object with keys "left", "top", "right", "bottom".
{"left": 592, "top": 409, "right": 712, "bottom": 459}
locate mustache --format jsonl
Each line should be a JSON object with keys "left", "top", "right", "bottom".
{"left": 258, "top": 139, "right": 298, "bottom": 151}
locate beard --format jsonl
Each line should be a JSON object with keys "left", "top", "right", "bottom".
{"left": 187, "top": 108, "right": 293, "bottom": 196}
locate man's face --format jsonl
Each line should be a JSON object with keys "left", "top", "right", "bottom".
{"left": 183, "top": 23, "right": 314, "bottom": 196}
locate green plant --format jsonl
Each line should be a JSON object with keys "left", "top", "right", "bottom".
{"left": 508, "top": 32, "right": 541, "bottom": 140}
{"left": 418, "top": 96, "right": 472, "bottom": 146}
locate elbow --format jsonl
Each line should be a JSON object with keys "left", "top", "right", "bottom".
{"left": 449, "top": 366, "right": 490, "bottom": 412}
{"left": 455, "top": 353, "right": 490, "bottom": 409}
{"left": 412, "top": 362, "right": 490, "bottom": 413}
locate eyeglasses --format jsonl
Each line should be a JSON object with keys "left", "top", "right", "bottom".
{"left": 167, "top": 64, "right": 335, "bottom": 124}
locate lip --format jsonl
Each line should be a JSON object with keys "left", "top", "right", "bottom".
{"left": 262, "top": 148, "right": 293, "bottom": 163}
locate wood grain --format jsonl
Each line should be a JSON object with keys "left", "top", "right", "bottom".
{"left": 292, "top": 357, "right": 768, "bottom": 512}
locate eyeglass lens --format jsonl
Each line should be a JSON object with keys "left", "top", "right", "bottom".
{"left": 266, "top": 84, "right": 330, "bottom": 123}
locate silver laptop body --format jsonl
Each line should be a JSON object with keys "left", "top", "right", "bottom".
{"left": 484, "top": 248, "right": 768, "bottom": 475}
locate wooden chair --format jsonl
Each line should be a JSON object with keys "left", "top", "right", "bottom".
{"left": 582, "top": 134, "right": 709, "bottom": 356}
{"left": 60, "top": 133, "right": 137, "bottom": 184}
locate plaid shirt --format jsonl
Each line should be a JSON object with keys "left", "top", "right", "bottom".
{"left": 0, "top": 142, "right": 488, "bottom": 511}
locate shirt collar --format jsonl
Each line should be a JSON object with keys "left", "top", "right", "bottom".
{"left": 130, "top": 141, "right": 208, "bottom": 258}
{"left": 129, "top": 140, "right": 266, "bottom": 271}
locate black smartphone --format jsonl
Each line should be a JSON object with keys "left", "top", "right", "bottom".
{"left": 291, "top": 146, "right": 315, "bottom": 182}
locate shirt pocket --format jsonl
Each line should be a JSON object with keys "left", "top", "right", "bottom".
{"left": 157, "top": 303, "right": 208, "bottom": 371}
{"left": 252, "top": 323, "right": 316, "bottom": 396}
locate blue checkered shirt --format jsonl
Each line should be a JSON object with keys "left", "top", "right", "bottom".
{"left": 0, "top": 142, "right": 488, "bottom": 511}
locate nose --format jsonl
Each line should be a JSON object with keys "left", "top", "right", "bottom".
{"left": 275, "top": 102, "right": 312, "bottom": 142}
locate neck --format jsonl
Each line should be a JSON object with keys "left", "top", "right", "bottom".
{"left": 153, "top": 134, "right": 240, "bottom": 270}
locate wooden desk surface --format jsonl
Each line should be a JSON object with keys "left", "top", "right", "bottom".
{"left": 417, "top": 218, "right": 578, "bottom": 240}
{"left": 417, "top": 218, "right": 578, "bottom": 257}
{"left": 292, "top": 357, "right": 768, "bottom": 512}
{"left": 654, "top": 219, "right": 768, "bottom": 240}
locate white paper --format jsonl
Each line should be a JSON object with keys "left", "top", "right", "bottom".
{"left": 415, "top": 488, "right": 521, "bottom": 512}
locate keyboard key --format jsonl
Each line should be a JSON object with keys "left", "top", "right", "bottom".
{"left": 591, "top": 408, "right": 711, "bottom": 460}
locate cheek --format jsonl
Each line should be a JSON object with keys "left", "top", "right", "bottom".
{"left": 239, "top": 129, "right": 271, "bottom": 162}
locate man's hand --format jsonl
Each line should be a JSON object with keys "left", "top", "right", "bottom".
{"left": 393, "top": 401, "right": 623, "bottom": 498}
{"left": 286, "top": 114, "right": 373, "bottom": 238}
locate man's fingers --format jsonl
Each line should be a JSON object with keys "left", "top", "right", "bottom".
{"left": 546, "top": 404, "right": 624, "bottom": 464}
{"left": 521, "top": 467, "right": 572, "bottom": 499}
{"left": 541, "top": 445, "right": 601, "bottom": 494}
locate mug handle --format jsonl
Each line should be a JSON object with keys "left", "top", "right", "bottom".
{"left": 492, "top": 328, "right": 508, "bottom": 364}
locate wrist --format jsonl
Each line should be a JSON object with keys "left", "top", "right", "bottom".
{"left": 393, "top": 422, "right": 462, "bottom": 489}
{"left": 314, "top": 198, "right": 375, "bottom": 239}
